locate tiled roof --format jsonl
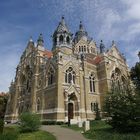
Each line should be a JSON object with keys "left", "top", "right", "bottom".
{"left": 43, "top": 50, "right": 53, "bottom": 58}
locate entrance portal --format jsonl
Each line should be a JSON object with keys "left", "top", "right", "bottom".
{"left": 68, "top": 103, "right": 73, "bottom": 119}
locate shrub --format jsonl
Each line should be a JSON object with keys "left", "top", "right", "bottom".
{"left": 19, "top": 112, "right": 41, "bottom": 133}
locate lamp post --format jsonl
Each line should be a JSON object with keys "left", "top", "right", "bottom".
{"left": 138, "top": 51, "right": 140, "bottom": 62}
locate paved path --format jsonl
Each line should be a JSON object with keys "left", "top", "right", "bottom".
{"left": 41, "top": 125, "right": 88, "bottom": 140}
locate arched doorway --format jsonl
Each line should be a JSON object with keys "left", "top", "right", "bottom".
{"left": 68, "top": 103, "right": 74, "bottom": 119}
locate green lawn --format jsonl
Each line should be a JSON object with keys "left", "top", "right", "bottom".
{"left": 0, "top": 126, "right": 56, "bottom": 140}
{"left": 63, "top": 120, "right": 140, "bottom": 140}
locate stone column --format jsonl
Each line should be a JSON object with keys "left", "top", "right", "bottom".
{"left": 64, "top": 99, "right": 68, "bottom": 122}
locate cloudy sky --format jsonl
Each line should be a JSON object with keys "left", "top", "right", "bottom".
{"left": 0, "top": 0, "right": 140, "bottom": 92}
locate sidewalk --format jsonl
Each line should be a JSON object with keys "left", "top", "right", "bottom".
{"left": 41, "top": 125, "right": 88, "bottom": 140}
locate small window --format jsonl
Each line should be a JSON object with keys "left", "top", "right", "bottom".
{"left": 91, "top": 102, "right": 97, "bottom": 112}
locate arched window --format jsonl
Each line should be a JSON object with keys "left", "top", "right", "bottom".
{"left": 37, "top": 98, "right": 40, "bottom": 111}
{"left": 65, "top": 67, "right": 76, "bottom": 84}
{"left": 82, "top": 46, "right": 84, "bottom": 52}
{"left": 89, "top": 74, "right": 95, "bottom": 92}
{"left": 48, "top": 67, "right": 55, "bottom": 85}
{"left": 59, "top": 35, "right": 63, "bottom": 43}
{"left": 66, "top": 36, "right": 70, "bottom": 44}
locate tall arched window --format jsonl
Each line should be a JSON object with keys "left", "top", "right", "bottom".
{"left": 66, "top": 36, "right": 70, "bottom": 44}
{"left": 59, "top": 35, "right": 63, "bottom": 43}
{"left": 65, "top": 67, "right": 76, "bottom": 84}
{"left": 37, "top": 98, "right": 40, "bottom": 111}
{"left": 89, "top": 74, "right": 95, "bottom": 92}
{"left": 79, "top": 46, "right": 81, "bottom": 52}
{"left": 82, "top": 46, "right": 84, "bottom": 52}
{"left": 48, "top": 67, "right": 55, "bottom": 85}
{"left": 111, "top": 68, "right": 127, "bottom": 92}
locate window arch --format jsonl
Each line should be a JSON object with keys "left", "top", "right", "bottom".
{"left": 65, "top": 67, "right": 76, "bottom": 84}
{"left": 89, "top": 74, "right": 95, "bottom": 92}
{"left": 59, "top": 35, "right": 63, "bottom": 43}
{"left": 48, "top": 67, "right": 55, "bottom": 85}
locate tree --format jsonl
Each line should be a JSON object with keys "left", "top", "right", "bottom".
{"left": 131, "top": 62, "right": 140, "bottom": 91}
{"left": 0, "top": 93, "right": 8, "bottom": 133}
{"left": 104, "top": 85, "right": 140, "bottom": 132}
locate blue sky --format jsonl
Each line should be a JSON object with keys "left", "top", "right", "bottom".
{"left": 0, "top": 0, "right": 140, "bottom": 92}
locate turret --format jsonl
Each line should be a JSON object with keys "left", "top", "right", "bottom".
{"left": 74, "top": 21, "right": 88, "bottom": 43}
{"left": 52, "top": 16, "right": 72, "bottom": 50}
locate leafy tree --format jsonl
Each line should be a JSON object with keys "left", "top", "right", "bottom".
{"left": 104, "top": 86, "right": 140, "bottom": 132}
{"left": 131, "top": 62, "right": 140, "bottom": 91}
{"left": 19, "top": 112, "right": 41, "bottom": 133}
{"left": 0, "top": 93, "right": 8, "bottom": 133}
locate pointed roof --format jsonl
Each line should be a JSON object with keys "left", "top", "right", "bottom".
{"left": 53, "top": 16, "right": 70, "bottom": 35}
{"left": 74, "top": 21, "right": 88, "bottom": 43}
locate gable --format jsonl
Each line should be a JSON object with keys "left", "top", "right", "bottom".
{"left": 107, "top": 46, "right": 124, "bottom": 61}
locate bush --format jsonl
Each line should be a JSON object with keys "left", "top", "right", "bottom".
{"left": 19, "top": 112, "right": 41, "bottom": 133}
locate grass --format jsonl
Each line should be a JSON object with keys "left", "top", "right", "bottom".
{"left": 63, "top": 120, "right": 140, "bottom": 140}
{"left": 0, "top": 125, "right": 56, "bottom": 140}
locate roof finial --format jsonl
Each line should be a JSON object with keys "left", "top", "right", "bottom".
{"left": 29, "top": 36, "right": 33, "bottom": 42}
{"left": 100, "top": 40, "right": 105, "bottom": 53}
{"left": 61, "top": 15, "right": 65, "bottom": 25}
{"left": 112, "top": 40, "right": 115, "bottom": 46}
{"left": 79, "top": 21, "right": 84, "bottom": 31}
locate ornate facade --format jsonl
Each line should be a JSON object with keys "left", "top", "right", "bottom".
{"left": 5, "top": 17, "right": 129, "bottom": 123}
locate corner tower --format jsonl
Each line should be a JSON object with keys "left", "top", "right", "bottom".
{"left": 52, "top": 16, "right": 73, "bottom": 51}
